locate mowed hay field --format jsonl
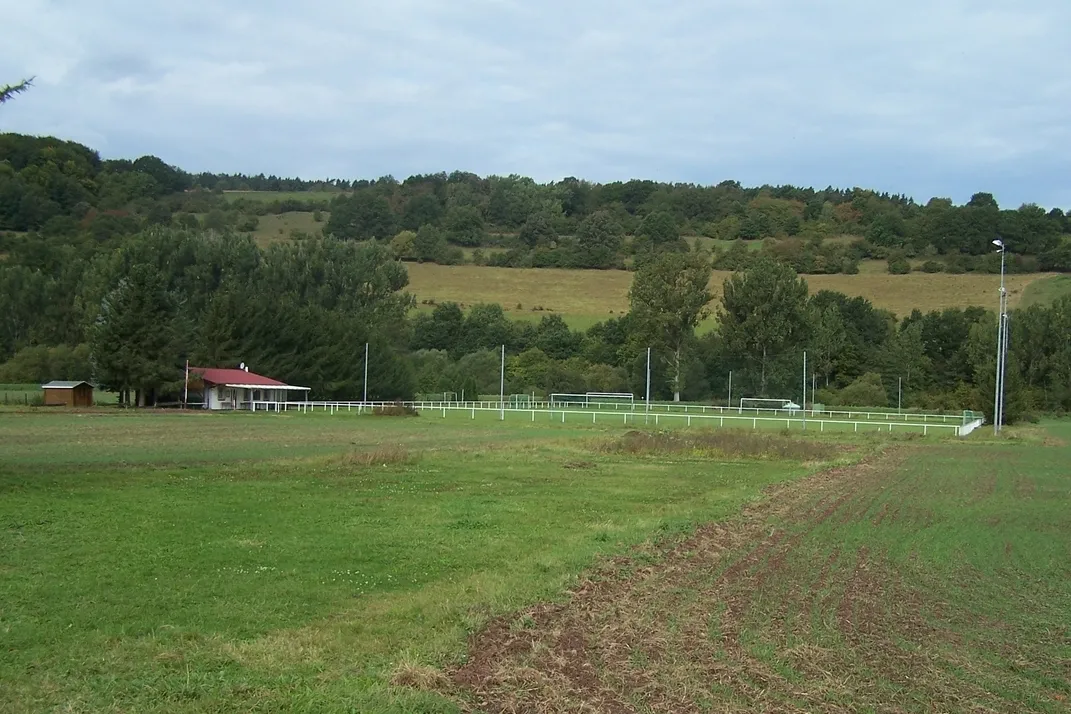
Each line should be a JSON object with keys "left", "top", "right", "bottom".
{"left": 405, "top": 263, "right": 1059, "bottom": 324}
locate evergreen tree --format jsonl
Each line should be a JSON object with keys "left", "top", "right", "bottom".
{"left": 89, "top": 264, "right": 179, "bottom": 405}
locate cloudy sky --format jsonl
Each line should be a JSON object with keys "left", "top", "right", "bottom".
{"left": 3, "top": 0, "right": 1069, "bottom": 208}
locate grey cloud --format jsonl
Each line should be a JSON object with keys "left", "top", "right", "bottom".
{"left": 1, "top": 0, "right": 1069, "bottom": 207}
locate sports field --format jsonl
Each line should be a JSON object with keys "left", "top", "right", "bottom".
{"left": 405, "top": 263, "right": 1056, "bottom": 326}
{"left": 1, "top": 410, "right": 1068, "bottom": 712}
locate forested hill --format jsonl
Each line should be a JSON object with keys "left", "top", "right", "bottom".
{"left": 3, "top": 132, "right": 1071, "bottom": 418}
{"left": 2, "top": 133, "right": 1070, "bottom": 275}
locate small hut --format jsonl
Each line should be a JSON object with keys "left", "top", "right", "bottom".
{"left": 41, "top": 381, "right": 94, "bottom": 407}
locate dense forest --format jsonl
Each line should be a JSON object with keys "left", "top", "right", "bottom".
{"left": 2, "top": 132, "right": 1071, "bottom": 419}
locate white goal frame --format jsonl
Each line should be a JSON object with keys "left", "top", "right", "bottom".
{"left": 550, "top": 393, "right": 590, "bottom": 406}
{"left": 549, "top": 392, "right": 635, "bottom": 407}
{"left": 738, "top": 398, "right": 799, "bottom": 413}
{"left": 586, "top": 392, "right": 634, "bottom": 405}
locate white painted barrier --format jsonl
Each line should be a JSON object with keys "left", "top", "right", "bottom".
{"left": 255, "top": 400, "right": 964, "bottom": 436}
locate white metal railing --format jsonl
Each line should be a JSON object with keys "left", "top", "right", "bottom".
{"left": 436, "top": 399, "right": 965, "bottom": 424}
{"left": 244, "top": 399, "right": 964, "bottom": 435}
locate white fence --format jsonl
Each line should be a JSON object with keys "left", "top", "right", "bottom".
{"left": 247, "top": 399, "right": 969, "bottom": 436}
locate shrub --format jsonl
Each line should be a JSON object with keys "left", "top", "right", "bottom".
{"left": 371, "top": 401, "right": 419, "bottom": 417}
{"left": 887, "top": 257, "right": 911, "bottom": 274}
{"left": 236, "top": 216, "right": 259, "bottom": 232}
{"left": 837, "top": 372, "right": 888, "bottom": 407}
{"left": 945, "top": 259, "right": 967, "bottom": 274}
{"left": 920, "top": 260, "right": 943, "bottom": 273}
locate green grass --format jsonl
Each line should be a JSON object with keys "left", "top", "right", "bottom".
{"left": 458, "top": 419, "right": 1071, "bottom": 711}
{"left": 1020, "top": 274, "right": 1071, "bottom": 307}
{"left": 0, "top": 411, "right": 827, "bottom": 713}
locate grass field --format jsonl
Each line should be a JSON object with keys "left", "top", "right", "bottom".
{"left": 247, "top": 211, "right": 327, "bottom": 248}
{"left": 0, "top": 411, "right": 834, "bottom": 713}
{"left": 1021, "top": 274, "right": 1071, "bottom": 308}
{"left": 222, "top": 191, "right": 343, "bottom": 203}
{"left": 405, "top": 263, "right": 1053, "bottom": 326}
{"left": 1, "top": 410, "right": 1067, "bottom": 712}
{"left": 458, "top": 421, "right": 1071, "bottom": 712}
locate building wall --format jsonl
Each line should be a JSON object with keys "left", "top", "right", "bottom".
{"left": 43, "top": 388, "right": 74, "bottom": 407}
{"left": 72, "top": 385, "right": 93, "bottom": 407}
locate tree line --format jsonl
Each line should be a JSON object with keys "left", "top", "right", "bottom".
{"left": 3, "top": 133, "right": 1070, "bottom": 275}
{"left": 2, "top": 226, "right": 1068, "bottom": 421}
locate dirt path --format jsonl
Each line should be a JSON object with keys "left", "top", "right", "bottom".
{"left": 449, "top": 447, "right": 1049, "bottom": 713}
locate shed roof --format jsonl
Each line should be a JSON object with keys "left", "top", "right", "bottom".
{"left": 41, "top": 380, "right": 93, "bottom": 389}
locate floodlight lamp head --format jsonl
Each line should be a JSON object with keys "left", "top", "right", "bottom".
{"left": 992, "top": 239, "right": 1004, "bottom": 248}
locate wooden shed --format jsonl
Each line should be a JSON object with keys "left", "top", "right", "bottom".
{"left": 41, "top": 381, "right": 94, "bottom": 407}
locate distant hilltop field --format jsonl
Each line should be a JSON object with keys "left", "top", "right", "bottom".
{"left": 403, "top": 263, "right": 1068, "bottom": 330}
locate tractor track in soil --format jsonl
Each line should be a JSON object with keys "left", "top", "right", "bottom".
{"left": 448, "top": 446, "right": 1042, "bottom": 713}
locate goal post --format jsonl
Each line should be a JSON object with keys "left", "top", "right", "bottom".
{"left": 585, "top": 392, "right": 634, "bottom": 407}
{"left": 550, "top": 393, "right": 589, "bottom": 407}
{"left": 738, "top": 398, "right": 801, "bottom": 414}
{"left": 549, "top": 392, "right": 635, "bottom": 408}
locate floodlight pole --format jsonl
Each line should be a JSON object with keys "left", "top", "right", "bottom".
{"left": 802, "top": 351, "right": 807, "bottom": 431}
{"left": 645, "top": 347, "right": 652, "bottom": 425}
{"left": 727, "top": 371, "right": 732, "bottom": 410}
{"left": 898, "top": 377, "right": 902, "bottom": 414}
{"left": 992, "top": 240, "right": 1006, "bottom": 434}
{"left": 363, "top": 342, "right": 369, "bottom": 405}
{"left": 499, "top": 344, "right": 505, "bottom": 421}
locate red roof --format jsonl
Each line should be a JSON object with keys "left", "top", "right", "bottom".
{"left": 189, "top": 367, "right": 288, "bottom": 387}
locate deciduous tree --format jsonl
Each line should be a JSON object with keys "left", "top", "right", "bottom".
{"left": 719, "top": 256, "right": 810, "bottom": 396}
{"left": 629, "top": 251, "right": 712, "bottom": 401}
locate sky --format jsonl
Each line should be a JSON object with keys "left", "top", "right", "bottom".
{"left": 3, "top": 0, "right": 1070, "bottom": 208}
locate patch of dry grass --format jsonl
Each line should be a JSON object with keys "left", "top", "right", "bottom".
{"left": 389, "top": 657, "right": 451, "bottom": 692}
{"left": 598, "top": 429, "right": 839, "bottom": 462}
{"left": 340, "top": 444, "right": 413, "bottom": 467}
{"left": 249, "top": 212, "right": 326, "bottom": 248}
{"left": 371, "top": 403, "right": 420, "bottom": 417}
